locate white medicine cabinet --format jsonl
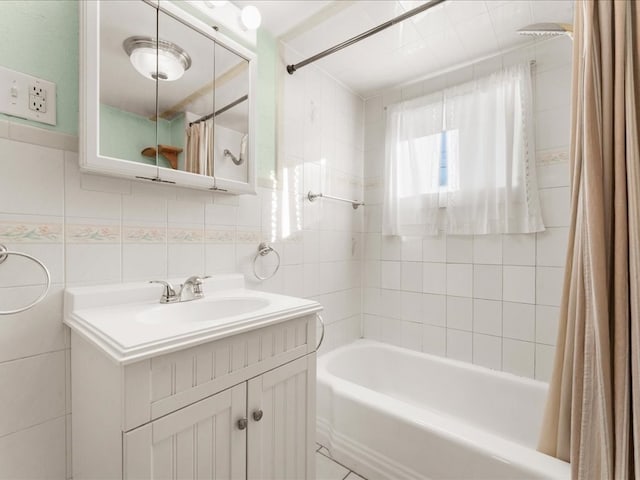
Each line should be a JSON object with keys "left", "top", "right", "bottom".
{"left": 79, "top": 0, "right": 257, "bottom": 193}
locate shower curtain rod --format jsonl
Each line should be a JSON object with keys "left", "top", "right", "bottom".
{"left": 189, "top": 94, "right": 248, "bottom": 126}
{"left": 286, "top": 0, "right": 447, "bottom": 75}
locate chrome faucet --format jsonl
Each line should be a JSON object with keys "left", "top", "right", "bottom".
{"left": 180, "top": 275, "right": 208, "bottom": 301}
{"left": 149, "top": 275, "right": 210, "bottom": 304}
{"left": 149, "top": 280, "right": 179, "bottom": 303}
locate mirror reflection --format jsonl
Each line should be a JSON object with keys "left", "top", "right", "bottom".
{"left": 157, "top": 10, "right": 215, "bottom": 175}
{"left": 97, "top": 1, "right": 251, "bottom": 182}
{"left": 99, "top": 0, "right": 158, "bottom": 166}
{"left": 213, "top": 43, "right": 250, "bottom": 184}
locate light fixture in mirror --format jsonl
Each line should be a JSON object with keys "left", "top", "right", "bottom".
{"left": 240, "top": 5, "right": 261, "bottom": 30}
{"left": 123, "top": 36, "right": 192, "bottom": 82}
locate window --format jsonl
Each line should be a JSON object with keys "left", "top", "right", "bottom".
{"left": 383, "top": 63, "right": 545, "bottom": 236}
{"left": 439, "top": 130, "right": 448, "bottom": 188}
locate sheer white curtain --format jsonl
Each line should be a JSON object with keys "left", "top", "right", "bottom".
{"left": 383, "top": 92, "right": 444, "bottom": 236}
{"left": 383, "top": 63, "right": 545, "bottom": 236}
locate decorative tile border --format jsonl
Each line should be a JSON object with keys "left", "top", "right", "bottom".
{"left": 66, "top": 224, "right": 120, "bottom": 243}
{"left": 0, "top": 221, "right": 63, "bottom": 243}
{"left": 167, "top": 227, "right": 204, "bottom": 243}
{"left": 364, "top": 178, "right": 383, "bottom": 188}
{"left": 123, "top": 226, "right": 166, "bottom": 244}
{"left": 537, "top": 148, "right": 569, "bottom": 165}
{"left": 235, "top": 229, "right": 261, "bottom": 244}
{"left": 205, "top": 228, "right": 235, "bottom": 244}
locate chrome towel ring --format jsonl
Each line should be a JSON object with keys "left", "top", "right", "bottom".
{"left": 0, "top": 244, "right": 51, "bottom": 315}
{"left": 316, "top": 313, "right": 325, "bottom": 351}
{"left": 252, "top": 242, "right": 280, "bottom": 281}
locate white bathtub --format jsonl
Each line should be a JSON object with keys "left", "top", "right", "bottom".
{"left": 317, "top": 340, "right": 570, "bottom": 479}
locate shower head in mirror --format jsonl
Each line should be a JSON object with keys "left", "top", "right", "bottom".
{"left": 123, "top": 36, "right": 192, "bottom": 82}
{"left": 517, "top": 23, "right": 573, "bottom": 39}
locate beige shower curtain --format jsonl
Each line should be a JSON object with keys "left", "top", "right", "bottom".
{"left": 185, "top": 119, "right": 214, "bottom": 176}
{"left": 538, "top": 1, "right": 640, "bottom": 478}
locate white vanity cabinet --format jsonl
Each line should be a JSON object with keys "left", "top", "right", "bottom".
{"left": 124, "top": 354, "right": 315, "bottom": 479}
{"left": 66, "top": 279, "right": 321, "bottom": 480}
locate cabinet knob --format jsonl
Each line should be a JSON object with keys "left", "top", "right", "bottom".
{"left": 237, "top": 418, "right": 248, "bottom": 430}
{"left": 252, "top": 409, "right": 263, "bottom": 421}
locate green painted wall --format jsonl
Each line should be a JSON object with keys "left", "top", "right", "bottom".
{"left": 0, "top": 1, "right": 78, "bottom": 135}
{"left": 100, "top": 104, "right": 174, "bottom": 170}
{"left": 256, "top": 29, "right": 277, "bottom": 180}
{"left": 0, "top": 1, "right": 277, "bottom": 179}
{"left": 167, "top": 113, "right": 187, "bottom": 170}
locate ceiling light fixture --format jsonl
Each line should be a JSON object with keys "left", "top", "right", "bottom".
{"left": 123, "top": 36, "right": 192, "bottom": 82}
{"left": 240, "top": 5, "right": 261, "bottom": 30}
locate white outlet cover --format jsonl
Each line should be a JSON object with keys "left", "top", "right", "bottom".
{"left": 0, "top": 66, "right": 56, "bottom": 126}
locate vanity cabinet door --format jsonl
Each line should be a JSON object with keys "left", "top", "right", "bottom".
{"left": 247, "top": 354, "right": 316, "bottom": 480}
{"left": 124, "top": 383, "right": 247, "bottom": 480}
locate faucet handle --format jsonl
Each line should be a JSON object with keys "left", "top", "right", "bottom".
{"left": 183, "top": 275, "right": 211, "bottom": 297}
{"left": 149, "top": 280, "right": 178, "bottom": 303}
{"left": 197, "top": 276, "right": 212, "bottom": 295}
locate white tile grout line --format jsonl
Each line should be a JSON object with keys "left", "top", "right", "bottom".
{"left": 317, "top": 446, "right": 367, "bottom": 480}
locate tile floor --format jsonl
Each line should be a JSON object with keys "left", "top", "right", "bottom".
{"left": 316, "top": 443, "right": 366, "bottom": 480}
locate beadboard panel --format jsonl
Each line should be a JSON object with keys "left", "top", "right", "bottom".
{"left": 124, "top": 383, "right": 247, "bottom": 480}
{"left": 247, "top": 355, "right": 316, "bottom": 480}
{"left": 123, "top": 315, "right": 315, "bottom": 430}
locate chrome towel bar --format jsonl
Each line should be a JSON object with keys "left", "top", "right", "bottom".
{"left": 307, "top": 191, "right": 364, "bottom": 210}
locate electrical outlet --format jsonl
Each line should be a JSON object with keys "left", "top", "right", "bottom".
{"left": 0, "top": 66, "right": 56, "bottom": 126}
{"left": 28, "top": 95, "right": 47, "bottom": 113}
{"left": 28, "top": 87, "right": 47, "bottom": 113}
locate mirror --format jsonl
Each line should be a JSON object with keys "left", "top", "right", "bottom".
{"left": 80, "top": 0, "right": 256, "bottom": 193}
{"left": 99, "top": 0, "right": 158, "bottom": 168}
{"left": 212, "top": 43, "right": 250, "bottom": 186}
{"left": 157, "top": 9, "right": 215, "bottom": 176}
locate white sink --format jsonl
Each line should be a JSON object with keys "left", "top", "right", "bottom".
{"left": 137, "top": 297, "right": 271, "bottom": 325}
{"left": 63, "top": 274, "right": 322, "bottom": 364}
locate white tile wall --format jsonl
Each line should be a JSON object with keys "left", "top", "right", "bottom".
{"left": 401, "top": 261, "right": 422, "bottom": 292}
{"left": 0, "top": 417, "right": 67, "bottom": 479}
{"left": 473, "top": 299, "right": 502, "bottom": 336}
{"left": 423, "top": 262, "right": 447, "bottom": 294}
{"left": 0, "top": 352, "right": 65, "bottom": 437}
{"left": 473, "top": 333, "right": 502, "bottom": 370}
{"left": 447, "top": 296, "right": 472, "bottom": 331}
{"left": 362, "top": 39, "right": 573, "bottom": 380}
{"left": 423, "top": 293, "right": 446, "bottom": 327}
{"left": 446, "top": 264, "right": 472, "bottom": 297}
{"left": 0, "top": 45, "right": 365, "bottom": 478}
{"left": 447, "top": 329, "right": 473, "bottom": 362}
{"left": 503, "top": 266, "right": 536, "bottom": 304}
{"left": 422, "top": 324, "right": 446, "bottom": 355}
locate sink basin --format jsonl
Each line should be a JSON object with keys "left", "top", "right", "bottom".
{"left": 64, "top": 275, "right": 322, "bottom": 364}
{"left": 137, "top": 297, "right": 270, "bottom": 325}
